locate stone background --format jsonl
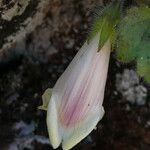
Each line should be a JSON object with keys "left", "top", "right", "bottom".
{"left": 0, "top": 0, "right": 150, "bottom": 150}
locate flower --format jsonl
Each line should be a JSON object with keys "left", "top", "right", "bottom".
{"left": 41, "top": 33, "right": 111, "bottom": 150}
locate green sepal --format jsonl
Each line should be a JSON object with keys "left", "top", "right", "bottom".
{"left": 38, "top": 88, "right": 52, "bottom": 111}
{"left": 88, "top": 0, "right": 120, "bottom": 49}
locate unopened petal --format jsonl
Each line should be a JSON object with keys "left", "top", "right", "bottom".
{"left": 46, "top": 34, "right": 100, "bottom": 148}
{"left": 47, "top": 96, "right": 62, "bottom": 149}
{"left": 62, "top": 106, "right": 104, "bottom": 150}
{"left": 52, "top": 33, "right": 100, "bottom": 109}
{"left": 59, "top": 40, "right": 110, "bottom": 128}
{"left": 46, "top": 33, "right": 111, "bottom": 150}
{"left": 61, "top": 40, "right": 110, "bottom": 150}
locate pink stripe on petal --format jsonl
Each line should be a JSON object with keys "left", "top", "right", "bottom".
{"left": 59, "top": 53, "right": 103, "bottom": 127}
{"left": 69, "top": 56, "right": 100, "bottom": 123}
{"left": 59, "top": 40, "right": 110, "bottom": 128}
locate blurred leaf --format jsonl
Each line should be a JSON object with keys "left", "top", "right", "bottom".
{"left": 116, "top": 6, "right": 150, "bottom": 82}
{"left": 136, "top": 0, "right": 150, "bottom": 6}
{"left": 137, "top": 58, "right": 150, "bottom": 82}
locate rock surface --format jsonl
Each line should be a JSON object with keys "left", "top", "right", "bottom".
{"left": 0, "top": 0, "right": 149, "bottom": 150}
{"left": 0, "top": 0, "right": 51, "bottom": 51}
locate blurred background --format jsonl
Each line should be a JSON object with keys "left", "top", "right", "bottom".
{"left": 0, "top": 0, "right": 150, "bottom": 150}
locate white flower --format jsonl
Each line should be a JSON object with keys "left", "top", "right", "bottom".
{"left": 41, "top": 33, "right": 111, "bottom": 150}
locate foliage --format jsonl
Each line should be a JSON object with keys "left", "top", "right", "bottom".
{"left": 136, "top": 0, "right": 150, "bottom": 6}
{"left": 116, "top": 6, "right": 150, "bottom": 82}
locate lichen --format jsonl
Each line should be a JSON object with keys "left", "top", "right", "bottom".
{"left": 1, "top": 0, "right": 30, "bottom": 21}
{"left": 0, "top": 0, "right": 51, "bottom": 53}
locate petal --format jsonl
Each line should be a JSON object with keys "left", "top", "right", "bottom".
{"left": 46, "top": 33, "right": 111, "bottom": 150}
{"left": 61, "top": 40, "right": 111, "bottom": 150}
{"left": 52, "top": 33, "right": 100, "bottom": 108}
{"left": 62, "top": 107, "right": 104, "bottom": 150}
{"left": 59, "top": 40, "right": 111, "bottom": 127}
{"left": 47, "top": 96, "right": 62, "bottom": 149}
{"left": 38, "top": 88, "right": 52, "bottom": 111}
{"left": 46, "top": 34, "right": 100, "bottom": 148}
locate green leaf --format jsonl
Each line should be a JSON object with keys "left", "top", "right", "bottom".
{"left": 137, "top": 58, "right": 150, "bottom": 82}
{"left": 116, "top": 6, "right": 150, "bottom": 82}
